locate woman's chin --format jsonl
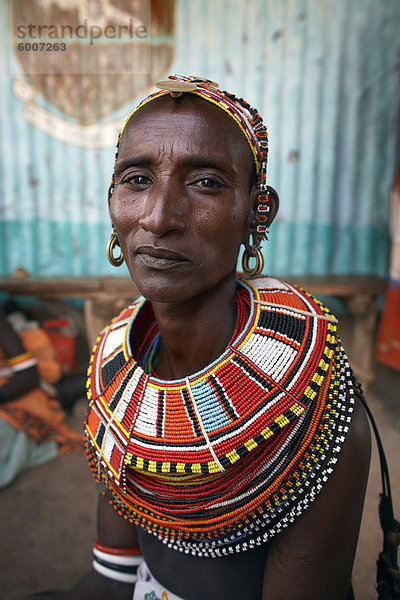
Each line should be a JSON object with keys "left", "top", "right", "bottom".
{"left": 127, "top": 260, "right": 237, "bottom": 305}
{"left": 132, "top": 279, "right": 191, "bottom": 305}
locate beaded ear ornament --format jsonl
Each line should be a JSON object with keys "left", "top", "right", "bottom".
{"left": 108, "top": 75, "right": 272, "bottom": 243}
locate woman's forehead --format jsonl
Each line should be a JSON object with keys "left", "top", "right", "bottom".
{"left": 118, "top": 94, "right": 254, "bottom": 167}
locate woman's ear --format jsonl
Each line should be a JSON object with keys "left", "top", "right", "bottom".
{"left": 242, "top": 185, "right": 259, "bottom": 253}
{"left": 250, "top": 185, "right": 280, "bottom": 229}
{"left": 243, "top": 185, "right": 280, "bottom": 252}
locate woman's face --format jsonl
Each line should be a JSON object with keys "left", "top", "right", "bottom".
{"left": 111, "top": 95, "right": 258, "bottom": 304}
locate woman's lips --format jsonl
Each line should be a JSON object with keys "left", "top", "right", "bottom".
{"left": 136, "top": 246, "right": 189, "bottom": 270}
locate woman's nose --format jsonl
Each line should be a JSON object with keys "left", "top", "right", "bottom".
{"left": 138, "top": 180, "right": 186, "bottom": 236}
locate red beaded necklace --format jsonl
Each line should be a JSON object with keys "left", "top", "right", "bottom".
{"left": 85, "top": 277, "right": 354, "bottom": 558}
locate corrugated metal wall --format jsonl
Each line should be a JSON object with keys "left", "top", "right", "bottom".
{"left": 1, "top": 0, "right": 399, "bottom": 278}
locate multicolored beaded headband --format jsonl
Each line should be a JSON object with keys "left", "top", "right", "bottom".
{"left": 109, "top": 75, "right": 271, "bottom": 240}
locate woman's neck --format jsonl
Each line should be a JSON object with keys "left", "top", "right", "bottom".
{"left": 150, "top": 276, "right": 237, "bottom": 380}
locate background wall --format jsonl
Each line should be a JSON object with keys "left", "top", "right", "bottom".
{"left": 1, "top": 0, "right": 399, "bottom": 278}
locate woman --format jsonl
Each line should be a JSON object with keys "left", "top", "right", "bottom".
{"left": 66, "top": 76, "right": 371, "bottom": 599}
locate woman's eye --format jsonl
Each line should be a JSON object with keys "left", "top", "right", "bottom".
{"left": 123, "top": 175, "right": 150, "bottom": 186}
{"left": 193, "top": 178, "right": 223, "bottom": 189}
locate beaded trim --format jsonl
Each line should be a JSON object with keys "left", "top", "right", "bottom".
{"left": 85, "top": 276, "right": 353, "bottom": 557}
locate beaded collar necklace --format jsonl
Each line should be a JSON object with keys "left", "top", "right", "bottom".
{"left": 85, "top": 276, "right": 353, "bottom": 557}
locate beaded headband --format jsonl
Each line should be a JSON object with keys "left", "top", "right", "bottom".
{"left": 109, "top": 75, "right": 270, "bottom": 240}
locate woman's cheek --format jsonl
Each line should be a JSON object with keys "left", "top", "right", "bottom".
{"left": 110, "top": 191, "right": 139, "bottom": 231}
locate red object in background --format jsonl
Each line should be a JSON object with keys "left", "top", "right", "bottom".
{"left": 43, "top": 319, "right": 75, "bottom": 374}
{"left": 376, "top": 285, "right": 400, "bottom": 371}
{"left": 376, "top": 162, "right": 400, "bottom": 371}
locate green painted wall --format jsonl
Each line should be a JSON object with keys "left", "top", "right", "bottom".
{"left": 1, "top": 0, "right": 399, "bottom": 278}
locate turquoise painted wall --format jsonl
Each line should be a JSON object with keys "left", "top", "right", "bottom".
{"left": 1, "top": 0, "right": 399, "bottom": 278}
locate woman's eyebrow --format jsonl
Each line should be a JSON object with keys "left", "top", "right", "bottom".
{"left": 114, "top": 155, "right": 154, "bottom": 174}
{"left": 183, "top": 155, "right": 236, "bottom": 176}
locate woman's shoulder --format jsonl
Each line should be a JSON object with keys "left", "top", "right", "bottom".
{"left": 93, "top": 298, "right": 143, "bottom": 347}
{"left": 240, "top": 274, "right": 320, "bottom": 298}
{"left": 239, "top": 274, "right": 321, "bottom": 302}
{"left": 87, "top": 299, "right": 143, "bottom": 382}
{"left": 238, "top": 274, "right": 337, "bottom": 325}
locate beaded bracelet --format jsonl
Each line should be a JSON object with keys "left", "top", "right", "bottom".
{"left": 92, "top": 540, "right": 143, "bottom": 584}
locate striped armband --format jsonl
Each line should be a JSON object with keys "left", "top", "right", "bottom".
{"left": 8, "top": 352, "right": 37, "bottom": 373}
{"left": 93, "top": 540, "right": 143, "bottom": 584}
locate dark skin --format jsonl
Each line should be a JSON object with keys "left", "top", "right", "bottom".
{"left": 64, "top": 96, "right": 370, "bottom": 599}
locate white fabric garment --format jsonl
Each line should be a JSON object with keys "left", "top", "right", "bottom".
{"left": 133, "top": 561, "right": 185, "bottom": 600}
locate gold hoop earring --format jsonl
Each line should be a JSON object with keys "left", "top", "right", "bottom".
{"left": 242, "top": 247, "right": 264, "bottom": 276}
{"left": 106, "top": 234, "right": 124, "bottom": 267}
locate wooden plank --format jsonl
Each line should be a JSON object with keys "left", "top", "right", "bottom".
{"left": 287, "top": 275, "right": 387, "bottom": 296}
{"left": 98, "top": 277, "right": 138, "bottom": 296}
{"left": 0, "top": 275, "right": 386, "bottom": 298}
{"left": 0, "top": 274, "right": 386, "bottom": 387}
{"left": 0, "top": 277, "right": 103, "bottom": 297}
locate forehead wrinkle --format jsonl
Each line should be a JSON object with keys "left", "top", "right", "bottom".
{"left": 115, "top": 137, "right": 177, "bottom": 174}
{"left": 118, "top": 95, "right": 254, "bottom": 182}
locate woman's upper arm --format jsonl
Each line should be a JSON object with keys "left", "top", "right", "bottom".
{"left": 97, "top": 490, "right": 140, "bottom": 546}
{"left": 62, "top": 492, "right": 139, "bottom": 600}
{"left": 262, "top": 397, "right": 371, "bottom": 600}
